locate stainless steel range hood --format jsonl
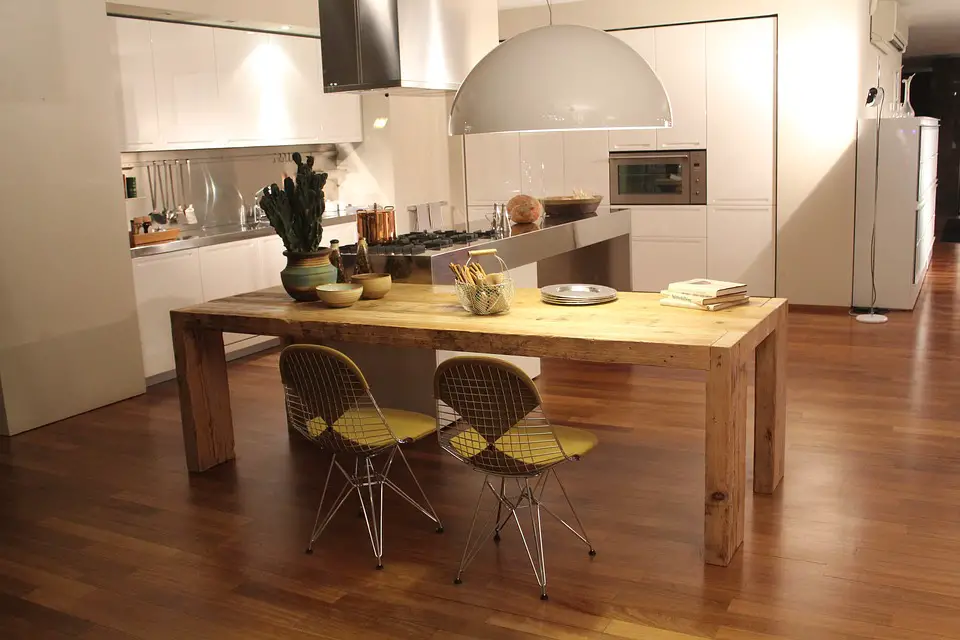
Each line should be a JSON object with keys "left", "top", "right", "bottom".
{"left": 319, "top": 0, "right": 498, "bottom": 94}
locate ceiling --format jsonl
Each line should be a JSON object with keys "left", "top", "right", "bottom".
{"left": 900, "top": 0, "right": 960, "bottom": 57}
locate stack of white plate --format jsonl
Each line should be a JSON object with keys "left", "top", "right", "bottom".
{"left": 540, "top": 284, "right": 618, "bottom": 306}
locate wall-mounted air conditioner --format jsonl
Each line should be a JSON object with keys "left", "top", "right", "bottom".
{"left": 871, "top": 0, "right": 908, "bottom": 54}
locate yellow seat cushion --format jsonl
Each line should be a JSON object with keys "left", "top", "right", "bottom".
{"left": 450, "top": 424, "right": 597, "bottom": 466}
{"left": 307, "top": 408, "right": 435, "bottom": 448}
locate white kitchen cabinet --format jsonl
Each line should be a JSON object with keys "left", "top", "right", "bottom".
{"left": 706, "top": 18, "right": 776, "bottom": 206}
{"left": 465, "top": 133, "right": 521, "bottom": 204}
{"left": 273, "top": 34, "right": 323, "bottom": 143}
{"left": 199, "top": 240, "right": 262, "bottom": 345}
{"left": 216, "top": 31, "right": 323, "bottom": 146}
{"left": 520, "top": 133, "right": 565, "bottom": 198}
{"left": 215, "top": 29, "right": 271, "bottom": 146}
{"left": 609, "top": 28, "right": 657, "bottom": 152}
{"left": 316, "top": 41, "right": 363, "bottom": 143}
{"left": 707, "top": 205, "right": 775, "bottom": 297}
{"left": 151, "top": 22, "right": 222, "bottom": 148}
{"left": 258, "top": 235, "right": 287, "bottom": 289}
{"left": 630, "top": 206, "right": 706, "bottom": 238}
{"left": 631, "top": 237, "right": 707, "bottom": 293}
{"left": 110, "top": 17, "right": 160, "bottom": 151}
{"left": 563, "top": 130, "right": 610, "bottom": 200}
{"left": 654, "top": 23, "right": 706, "bottom": 150}
{"left": 132, "top": 250, "right": 204, "bottom": 378}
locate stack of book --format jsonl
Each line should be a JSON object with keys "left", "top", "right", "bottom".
{"left": 660, "top": 279, "right": 749, "bottom": 311}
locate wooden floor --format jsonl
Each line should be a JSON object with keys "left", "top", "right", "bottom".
{"left": 3, "top": 246, "right": 960, "bottom": 640}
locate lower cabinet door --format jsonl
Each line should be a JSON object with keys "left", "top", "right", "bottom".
{"left": 199, "top": 240, "right": 262, "bottom": 345}
{"left": 259, "top": 235, "right": 286, "bottom": 289}
{"left": 132, "top": 250, "right": 204, "bottom": 378}
{"left": 707, "top": 206, "right": 775, "bottom": 297}
{"left": 631, "top": 237, "right": 707, "bottom": 292}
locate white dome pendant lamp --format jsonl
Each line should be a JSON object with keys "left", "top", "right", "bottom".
{"left": 449, "top": 1, "right": 672, "bottom": 135}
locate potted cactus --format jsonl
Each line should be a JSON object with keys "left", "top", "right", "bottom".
{"left": 260, "top": 153, "right": 336, "bottom": 301}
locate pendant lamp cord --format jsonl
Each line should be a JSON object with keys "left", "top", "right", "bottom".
{"left": 545, "top": 0, "right": 553, "bottom": 25}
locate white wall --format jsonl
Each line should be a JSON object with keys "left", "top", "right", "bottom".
{"left": 0, "top": 0, "right": 145, "bottom": 435}
{"left": 501, "top": 0, "right": 879, "bottom": 306}
{"left": 338, "top": 93, "right": 456, "bottom": 235}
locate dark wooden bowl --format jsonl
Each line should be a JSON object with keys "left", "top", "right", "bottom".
{"left": 541, "top": 195, "right": 604, "bottom": 217}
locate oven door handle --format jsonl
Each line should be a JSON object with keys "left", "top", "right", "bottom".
{"left": 610, "top": 152, "right": 691, "bottom": 162}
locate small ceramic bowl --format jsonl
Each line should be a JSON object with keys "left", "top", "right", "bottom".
{"left": 316, "top": 283, "right": 363, "bottom": 308}
{"left": 351, "top": 273, "right": 392, "bottom": 299}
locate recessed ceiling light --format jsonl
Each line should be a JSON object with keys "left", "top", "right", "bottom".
{"left": 280, "top": 25, "right": 292, "bottom": 31}
{"left": 373, "top": 117, "right": 389, "bottom": 129}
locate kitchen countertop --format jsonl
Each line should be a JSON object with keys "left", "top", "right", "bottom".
{"left": 129, "top": 214, "right": 358, "bottom": 258}
{"left": 340, "top": 207, "right": 631, "bottom": 284}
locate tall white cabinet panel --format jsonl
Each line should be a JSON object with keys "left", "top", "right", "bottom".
{"left": 151, "top": 22, "right": 221, "bottom": 148}
{"left": 316, "top": 41, "right": 363, "bottom": 143}
{"left": 465, "top": 133, "right": 521, "bottom": 203}
{"left": 563, "top": 131, "right": 610, "bottom": 200}
{"left": 132, "top": 250, "right": 204, "bottom": 378}
{"left": 706, "top": 18, "right": 776, "bottom": 206}
{"left": 654, "top": 23, "right": 707, "bottom": 150}
{"left": 609, "top": 29, "right": 657, "bottom": 152}
{"left": 520, "top": 133, "right": 565, "bottom": 198}
{"left": 110, "top": 17, "right": 160, "bottom": 151}
{"left": 199, "top": 240, "right": 262, "bottom": 345}
{"left": 707, "top": 206, "right": 775, "bottom": 296}
{"left": 631, "top": 238, "right": 707, "bottom": 293}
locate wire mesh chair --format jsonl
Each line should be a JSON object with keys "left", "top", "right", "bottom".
{"left": 434, "top": 356, "right": 598, "bottom": 600}
{"left": 280, "top": 344, "right": 443, "bottom": 569}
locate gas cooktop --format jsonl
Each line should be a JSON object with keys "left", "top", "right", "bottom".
{"left": 340, "top": 229, "right": 498, "bottom": 256}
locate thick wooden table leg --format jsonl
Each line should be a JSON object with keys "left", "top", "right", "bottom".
{"left": 754, "top": 305, "right": 787, "bottom": 494}
{"left": 171, "top": 314, "right": 235, "bottom": 472}
{"left": 704, "top": 340, "right": 747, "bottom": 566}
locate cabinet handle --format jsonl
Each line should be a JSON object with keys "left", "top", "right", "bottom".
{"left": 659, "top": 142, "right": 702, "bottom": 148}
{"left": 710, "top": 207, "right": 772, "bottom": 212}
{"left": 611, "top": 144, "right": 654, "bottom": 150}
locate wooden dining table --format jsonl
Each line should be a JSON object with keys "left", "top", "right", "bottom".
{"left": 170, "top": 284, "right": 787, "bottom": 566}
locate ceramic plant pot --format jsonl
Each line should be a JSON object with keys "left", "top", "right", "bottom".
{"left": 281, "top": 249, "right": 337, "bottom": 302}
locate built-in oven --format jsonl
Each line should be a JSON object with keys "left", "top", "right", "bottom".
{"left": 609, "top": 150, "right": 707, "bottom": 205}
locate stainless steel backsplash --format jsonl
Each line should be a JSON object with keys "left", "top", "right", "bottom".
{"left": 121, "top": 145, "right": 342, "bottom": 229}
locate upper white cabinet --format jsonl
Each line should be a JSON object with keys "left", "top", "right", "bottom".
{"left": 465, "top": 133, "right": 522, "bottom": 203}
{"left": 216, "top": 31, "right": 324, "bottom": 146}
{"left": 609, "top": 29, "right": 657, "bottom": 152}
{"left": 520, "top": 133, "right": 565, "bottom": 198}
{"left": 111, "top": 18, "right": 160, "bottom": 151}
{"left": 563, "top": 131, "right": 610, "bottom": 200}
{"left": 706, "top": 18, "right": 776, "bottom": 205}
{"left": 151, "top": 21, "right": 222, "bottom": 149}
{"left": 707, "top": 205, "right": 775, "bottom": 296}
{"left": 654, "top": 23, "right": 706, "bottom": 150}
{"left": 132, "top": 250, "right": 204, "bottom": 378}
{"left": 215, "top": 29, "right": 271, "bottom": 146}
{"left": 110, "top": 18, "right": 362, "bottom": 151}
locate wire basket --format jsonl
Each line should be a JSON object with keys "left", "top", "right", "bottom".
{"left": 453, "top": 249, "right": 515, "bottom": 315}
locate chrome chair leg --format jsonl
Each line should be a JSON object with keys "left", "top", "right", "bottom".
{"left": 306, "top": 454, "right": 356, "bottom": 554}
{"left": 535, "top": 469, "right": 596, "bottom": 556}
{"left": 454, "top": 476, "right": 507, "bottom": 585}
{"left": 356, "top": 455, "right": 386, "bottom": 569}
{"left": 383, "top": 446, "right": 444, "bottom": 533}
{"left": 493, "top": 477, "right": 506, "bottom": 543}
